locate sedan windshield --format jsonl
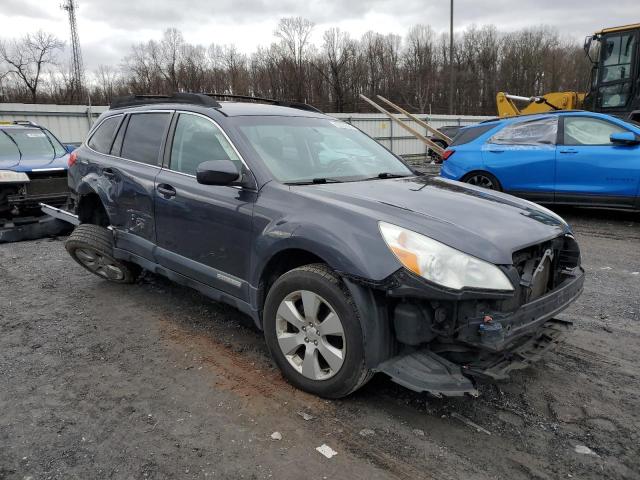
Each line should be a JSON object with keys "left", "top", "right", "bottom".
{"left": 232, "top": 116, "right": 413, "bottom": 183}
{"left": 0, "top": 128, "right": 67, "bottom": 159}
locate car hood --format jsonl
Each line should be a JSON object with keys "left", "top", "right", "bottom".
{"left": 294, "top": 176, "right": 571, "bottom": 265}
{"left": 0, "top": 154, "right": 69, "bottom": 172}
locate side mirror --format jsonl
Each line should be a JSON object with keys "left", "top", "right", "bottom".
{"left": 196, "top": 160, "right": 240, "bottom": 186}
{"left": 65, "top": 144, "right": 76, "bottom": 153}
{"left": 610, "top": 131, "right": 639, "bottom": 145}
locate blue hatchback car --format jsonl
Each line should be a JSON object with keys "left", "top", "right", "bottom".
{"left": 440, "top": 111, "right": 640, "bottom": 210}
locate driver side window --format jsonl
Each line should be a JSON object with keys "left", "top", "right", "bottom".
{"left": 169, "top": 113, "right": 240, "bottom": 176}
{"left": 563, "top": 117, "right": 627, "bottom": 146}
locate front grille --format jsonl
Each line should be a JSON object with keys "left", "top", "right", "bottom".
{"left": 512, "top": 235, "right": 580, "bottom": 303}
{"left": 26, "top": 170, "right": 68, "bottom": 196}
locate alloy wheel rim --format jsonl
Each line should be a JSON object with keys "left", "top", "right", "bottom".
{"left": 75, "top": 248, "right": 125, "bottom": 281}
{"left": 275, "top": 290, "right": 346, "bottom": 381}
{"left": 467, "top": 174, "right": 496, "bottom": 190}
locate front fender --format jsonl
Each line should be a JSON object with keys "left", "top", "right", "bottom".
{"left": 250, "top": 218, "right": 400, "bottom": 288}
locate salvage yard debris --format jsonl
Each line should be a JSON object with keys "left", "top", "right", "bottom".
{"left": 574, "top": 445, "right": 599, "bottom": 457}
{"left": 451, "top": 412, "right": 491, "bottom": 435}
{"left": 316, "top": 444, "right": 338, "bottom": 459}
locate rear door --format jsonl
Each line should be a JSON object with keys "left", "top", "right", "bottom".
{"left": 153, "top": 112, "right": 255, "bottom": 300}
{"left": 555, "top": 115, "right": 640, "bottom": 207}
{"left": 91, "top": 111, "right": 172, "bottom": 260}
{"left": 481, "top": 117, "right": 558, "bottom": 201}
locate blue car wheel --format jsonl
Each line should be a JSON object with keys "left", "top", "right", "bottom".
{"left": 462, "top": 171, "right": 502, "bottom": 191}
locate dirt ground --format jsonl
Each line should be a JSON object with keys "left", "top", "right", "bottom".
{"left": 0, "top": 207, "right": 638, "bottom": 480}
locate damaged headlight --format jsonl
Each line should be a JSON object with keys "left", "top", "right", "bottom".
{"left": 379, "top": 221, "right": 514, "bottom": 291}
{"left": 0, "top": 170, "right": 29, "bottom": 183}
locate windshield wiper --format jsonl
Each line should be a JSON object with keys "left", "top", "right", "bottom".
{"left": 363, "top": 172, "right": 411, "bottom": 180}
{"left": 1, "top": 131, "right": 22, "bottom": 160}
{"left": 284, "top": 178, "right": 344, "bottom": 185}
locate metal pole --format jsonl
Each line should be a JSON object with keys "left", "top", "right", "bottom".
{"left": 449, "top": 0, "right": 455, "bottom": 115}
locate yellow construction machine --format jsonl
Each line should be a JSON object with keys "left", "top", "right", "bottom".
{"left": 497, "top": 23, "right": 640, "bottom": 122}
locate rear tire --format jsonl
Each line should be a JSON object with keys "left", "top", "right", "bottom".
{"left": 65, "top": 224, "right": 140, "bottom": 284}
{"left": 462, "top": 171, "right": 502, "bottom": 191}
{"left": 263, "top": 264, "right": 373, "bottom": 398}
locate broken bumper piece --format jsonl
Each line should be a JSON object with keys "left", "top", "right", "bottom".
{"left": 376, "top": 318, "right": 571, "bottom": 397}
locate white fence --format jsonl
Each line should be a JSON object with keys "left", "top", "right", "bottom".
{"left": 0, "top": 103, "right": 491, "bottom": 159}
{"left": 0, "top": 103, "right": 108, "bottom": 144}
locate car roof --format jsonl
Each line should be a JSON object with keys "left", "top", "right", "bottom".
{"left": 465, "top": 110, "right": 633, "bottom": 130}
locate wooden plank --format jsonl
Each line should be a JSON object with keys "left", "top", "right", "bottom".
{"left": 359, "top": 94, "right": 445, "bottom": 156}
{"left": 376, "top": 95, "right": 452, "bottom": 143}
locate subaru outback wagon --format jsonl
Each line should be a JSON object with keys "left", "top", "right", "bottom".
{"left": 51, "top": 93, "right": 584, "bottom": 398}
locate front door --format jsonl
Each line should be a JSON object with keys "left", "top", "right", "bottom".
{"left": 154, "top": 112, "right": 256, "bottom": 301}
{"left": 555, "top": 115, "right": 640, "bottom": 208}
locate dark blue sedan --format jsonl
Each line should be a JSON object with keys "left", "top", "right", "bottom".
{"left": 440, "top": 111, "right": 640, "bottom": 209}
{"left": 0, "top": 121, "right": 73, "bottom": 241}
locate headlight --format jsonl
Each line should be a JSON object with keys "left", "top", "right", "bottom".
{"left": 0, "top": 170, "right": 29, "bottom": 183}
{"left": 379, "top": 221, "right": 514, "bottom": 291}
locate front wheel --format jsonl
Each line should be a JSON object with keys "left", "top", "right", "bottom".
{"left": 263, "top": 264, "right": 372, "bottom": 398}
{"left": 462, "top": 171, "right": 502, "bottom": 191}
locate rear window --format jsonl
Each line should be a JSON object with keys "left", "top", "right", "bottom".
{"left": 120, "top": 113, "right": 171, "bottom": 165}
{"left": 88, "top": 115, "right": 121, "bottom": 154}
{"left": 450, "top": 124, "right": 497, "bottom": 146}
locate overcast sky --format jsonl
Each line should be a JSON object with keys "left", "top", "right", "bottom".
{"left": 1, "top": 0, "right": 638, "bottom": 70}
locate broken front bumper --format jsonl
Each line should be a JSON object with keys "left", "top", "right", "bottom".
{"left": 376, "top": 318, "right": 572, "bottom": 397}
{"left": 374, "top": 267, "right": 584, "bottom": 397}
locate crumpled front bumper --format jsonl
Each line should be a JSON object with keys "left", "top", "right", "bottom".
{"left": 376, "top": 318, "right": 572, "bottom": 397}
{"left": 374, "top": 268, "right": 584, "bottom": 397}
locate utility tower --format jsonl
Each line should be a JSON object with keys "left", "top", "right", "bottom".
{"left": 61, "top": 0, "right": 84, "bottom": 100}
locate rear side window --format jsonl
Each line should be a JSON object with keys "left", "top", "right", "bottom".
{"left": 489, "top": 117, "right": 558, "bottom": 145}
{"left": 88, "top": 116, "right": 121, "bottom": 154}
{"left": 121, "top": 113, "right": 171, "bottom": 165}
{"left": 450, "top": 124, "right": 497, "bottom": 146}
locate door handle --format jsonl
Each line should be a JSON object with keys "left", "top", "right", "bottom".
{"left": 489, "top": 149, "right": 505, "bottom": 153}
{"left": 102, "top": 168, "right": 115, "bottom": 178}
{"left": 559, "top": 149, "right": 578, "bottom": 154}
{"left": 156, "top": 184, "right": 176, "bottom": 198}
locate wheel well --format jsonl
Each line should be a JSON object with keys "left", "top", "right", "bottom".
{"left": 77, "top": 192, "right": 110, "bottom": 227}
{"left": 258, "top": 249, "right": 326, "bottom": 309}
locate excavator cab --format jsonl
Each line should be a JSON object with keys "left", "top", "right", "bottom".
{"left": 497, "top": 23, "right": 640, "bottom": 123}
{"left": 583, "top": 24, "right": 640, "bottom": 122}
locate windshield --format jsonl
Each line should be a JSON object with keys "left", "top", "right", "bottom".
{"left": 1, "top": 128, "right": 67, "bottom": 159}
{"left": 232, "top": 116, "right": 413, "bottom": 183}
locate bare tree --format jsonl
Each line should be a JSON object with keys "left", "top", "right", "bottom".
{"left": 0, "top": 30, "right": 64, "bottom": 102}
{"left": 317, "top": 28, "right": 355, "bottom": 112}
{"left": 274, "top": 17, "right": 314, "bottom": 101}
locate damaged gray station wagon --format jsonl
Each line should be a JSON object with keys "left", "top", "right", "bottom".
{"left": 50, "top": 93, "right": 585, "bottom": 398}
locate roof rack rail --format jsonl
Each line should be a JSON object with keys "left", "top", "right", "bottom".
{"left": 0, "top": 120, "right": 41, "bottom": 128}
{"left": 202, "top": 93, "right": 323, "bottom": 113}
{"left": 110, "top": 93, "right": 222, "bottom": 110}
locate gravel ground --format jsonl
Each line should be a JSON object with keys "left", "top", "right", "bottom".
{"left": 0, "top": 207, "right": 638, "bottom": 480}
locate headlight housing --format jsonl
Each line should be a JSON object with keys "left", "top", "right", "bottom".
{"left": 0, "top": 170, "right": 29, "bottom": 183}
{"left": 379, "top": 221, "right": 513, "bottom": 291}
